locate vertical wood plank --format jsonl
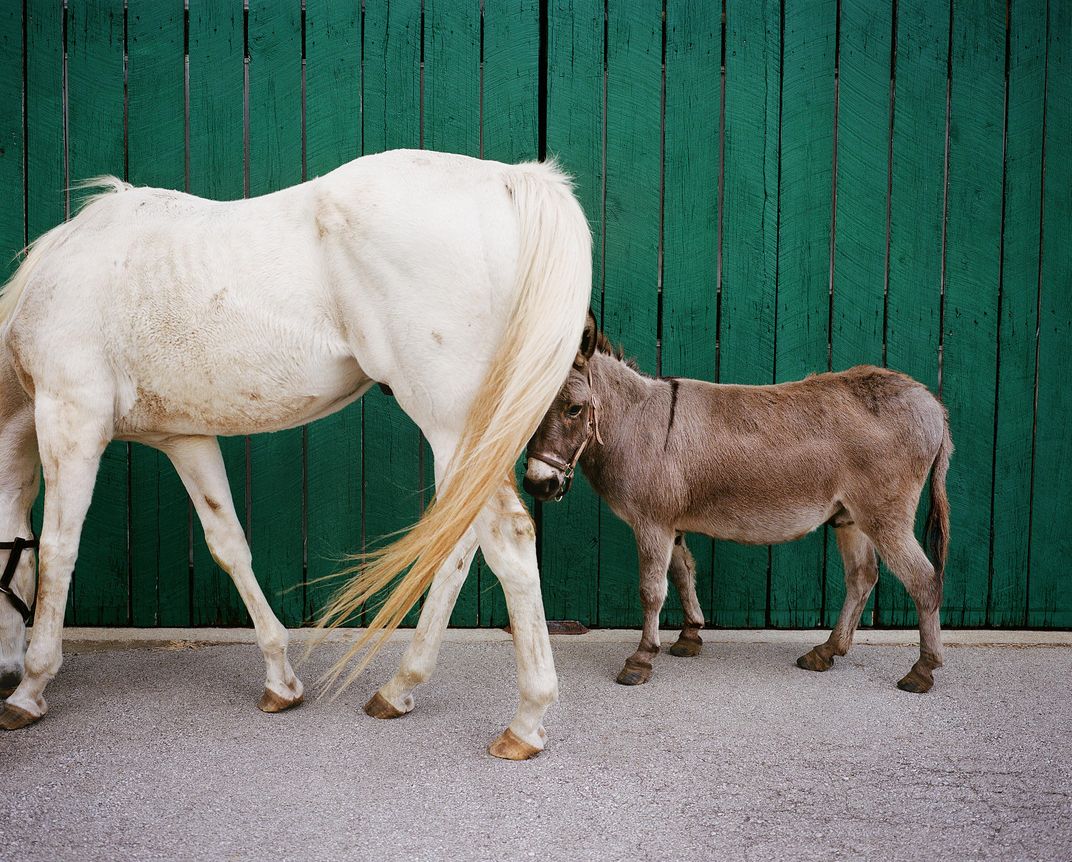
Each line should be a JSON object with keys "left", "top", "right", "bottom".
{"left": 481, "top": 0, "right": 540, "bottom": 627}
{"left": 941, "top": 0, "right": 1005, "bottom": 627}
{"left": 1029, "top": 0, "right": 1072, "bottom": 627}
{"left": 769, "top": 0, "right": 836, "bottom": 627}
{"left": 127, "top": 0, "right": 189, "bottom": 627}
{"left": 424, "top": 0, "right": 481, "bottom": 626}
{"left": 661, "top": 0, "right": 718, "bottom": 626}
{"left": 66, "top": 0, "right": 129, "bottom": 625}
{"left": 247, "top": 0, "right": 304, "bottom": 627}
{"left": 188, "top": 0, "right": 249, "bottom": 625}
{"left": 304, "top": 0, "right": 362, "bottom": 624}
{"left": 25, "top": 0, "right": 64, "bottom": 616}
{"left": 826, "top": 0, "right": 891, "bottom": 629}
{"left": 543, "top": 0, "right": 602, "bottom": 627}
{"left": 717, "top": 0, "right": 780, "bottom": 627}
{"left": 0, "top": 1, "right": 24, "bottom": 283}
{"left": 360, "top": 0, "right": 424, "bottom": 625}
{"left": 881, "top": 0, "right": 949, "bottom": 626}
{"left": 597, "top": 0, "right": 661, "bottom": 627}
{"left": 991, "top": 0, "right": 1045, "bottom": 625}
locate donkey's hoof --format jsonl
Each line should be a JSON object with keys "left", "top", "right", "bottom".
{"left": 669, "top": 637, "right": 702, "bottom": 658}
{"left": 0, "top": 702, "right": 41, "bottom": 730}
{"left": 796, "top": 648, "right": 834, "bottom": 673}
{"left": 896, "top": 668, "right": 933, "bottom": 694}
{"left": 258, "top": 687, "right": 304, "bottom": 713}
{"left": 616, "top": 662, "right": 652, "bottom": 686}
{"left": 364, "top": 691, "right": 408, "bottom": 720}
{"left": 488, "top": 728, "right": 542, "bottom": 761}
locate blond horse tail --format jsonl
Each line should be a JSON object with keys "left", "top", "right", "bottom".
{"left": 316, "top": 162, "right": 592, "bottom": 692}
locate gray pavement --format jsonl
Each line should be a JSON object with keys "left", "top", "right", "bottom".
{"left": 1, "top": 630, "right": 1070, "bottom": 861}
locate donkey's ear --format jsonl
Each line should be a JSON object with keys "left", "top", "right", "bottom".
{"left": 575, "top": 308, "right": 598, "bottom": 367}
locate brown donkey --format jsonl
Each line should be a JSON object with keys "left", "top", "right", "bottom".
{"left": 524, "top": 313, "right": 953, "bottom": 693}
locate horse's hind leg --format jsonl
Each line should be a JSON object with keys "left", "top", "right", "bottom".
{"left": 1, "top": 396, "right": 107, "bottom": 729}
{"left": 867, "top": 522, "right": 944, "bottom": 693}
{"left": 160, "top": 436, "right": 302, "bottom": 711}
{"left": 365, "top": 528, "right": 479, "bottom": 719}
{"left": 667, "top": 534, "right": 704, "bottom": 658}
{"left": 617, "top": 526, "right": 675, "bottom": 686}
{"left": 798, "top": 524, "right": 878, "bottom": 673}
{"left": 475, "top": 485, "right": 557, "bottom": 760}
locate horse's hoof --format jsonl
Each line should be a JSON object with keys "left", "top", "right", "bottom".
{"left": 615, "top": 665, "right": 652, "bottom": 686}
{"left": 0, "top": 702, "right": 40, "bottom": 730}
{"left": 488, "top": 728, "right": 542, "bottom": 761}
{"left": 258, "top": 687, "right": 304, "bottom": 713}
{"left": 668, "top": 637, "right": 702, "bottom": 658}
{"left": 364, "top": 691, "right": 408, "bottom": 720}
{"left": 796, "top": 648, "right": 834, "bottom": 672}
{"left": 896, "top": 668, "right": 933, "bottom": 694}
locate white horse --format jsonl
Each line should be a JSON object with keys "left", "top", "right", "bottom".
{"left": 0, "top": 149, "right": 591, "bottom": 759}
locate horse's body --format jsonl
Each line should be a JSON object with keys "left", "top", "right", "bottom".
{"left": 0, "top": 149, "right": 592, "bottom": 758}
{"left": 525, "top": 317, "right": 952, "bottom": 691}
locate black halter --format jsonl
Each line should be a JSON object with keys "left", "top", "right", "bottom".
{"left": 0, "top": 536, "right": 38, "bottom": 623}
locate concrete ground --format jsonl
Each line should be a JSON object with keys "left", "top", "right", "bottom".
{"left": 1, "top": 628, "right": 1070, "bottom": 862}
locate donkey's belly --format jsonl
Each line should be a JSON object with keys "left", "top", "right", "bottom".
{"left": 681, "top": 499, "right": 840, "bottom": 546}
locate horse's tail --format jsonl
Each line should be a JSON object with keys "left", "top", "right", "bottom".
{"left": 0, "top": 176, "right": 131, "bottom": 329}
{"left": 924, "top": 416, "right": 953, "bottom": 587}
{"left": 317, "top": 161, "right": 592, "bottom": 692}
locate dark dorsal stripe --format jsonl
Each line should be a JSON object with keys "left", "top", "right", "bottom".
{"left": 663, "top": 378, "right": 680, "bottom": 451}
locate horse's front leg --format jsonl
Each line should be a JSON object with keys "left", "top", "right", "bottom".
{"left": 1, "top": 396, "right": 107, "bottom": 729}
{"left": 475, "top": 485, "right": 556, "bottom": 760}
{"left": 365, "top": 527, "right": 479, "bottom": 719}
{"left": 617, "top": 526, "right": 675, "bottom": 686}
{"left": 160, "top": 436, "right": 302, "bottom": 711}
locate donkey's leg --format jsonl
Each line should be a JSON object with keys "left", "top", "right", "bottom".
{"left": 475, "top": 485, "right": 557, "bottom": 760}
{"left": 161, "top": 436, "right": 302, "bottom": 711}
{"left": 667, "top": 534, "right": 705, "bottom": 658}
{"left": 0, "top": 397, "right": 106, "bottom": 729}
{"left": 617, "top": 526, "right": 676, "bottom": 686}
{"left": 868, "top": 524, "right": 944, "bottom": 693}
{"left": 797, "top": 524, "right": 878, "bottom": 672}
{"left": 365, "top": 528, "right": 479, "bottom": 719}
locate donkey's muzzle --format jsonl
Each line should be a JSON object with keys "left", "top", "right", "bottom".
{"left": 523, "top": 473, "right": 562, "bottom": 502}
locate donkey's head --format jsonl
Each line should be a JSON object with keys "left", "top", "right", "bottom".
{"left": 524, "top": 309, "right": 600, "bottom": 502}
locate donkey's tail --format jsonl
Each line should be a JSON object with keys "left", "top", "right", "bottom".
{"left": 924, "top": 418, "right": 953, "bottom": 584}
{"left": 316, "top": 161, "right": 592, "bottom": 692}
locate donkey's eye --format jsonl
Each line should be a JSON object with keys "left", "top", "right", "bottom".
{"left": 566, "top": 404, "right": 583, "bottom": 418}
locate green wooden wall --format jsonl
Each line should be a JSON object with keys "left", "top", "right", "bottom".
{"left": 2, "top": 1, "right": 1069, "bottom": 629}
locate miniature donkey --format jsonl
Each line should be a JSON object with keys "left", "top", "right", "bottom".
{"left": 524, "top": 312, "right": 952, "bottom": 693}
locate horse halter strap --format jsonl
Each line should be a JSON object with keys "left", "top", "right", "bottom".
{"left": 529, "top": 364, "right": 603, "bottom": 501}
{"left": 0, "top": 536, "right": 38, "bottom": 623}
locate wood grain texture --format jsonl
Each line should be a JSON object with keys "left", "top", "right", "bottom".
{"left": 881, "top": 0, "right": 948, "bottom": 626}
{"left": 0, "top": 1, "right": 24, "bottom": 283}
{"left": 66, "top": 0, "right": 129, "bottom": 625}
{"left": 770, "top": 0, "right": 836, "bottom": 628}
{"left": 1029, "top": 0, "right": 1071, "bottom": 627}
{"left": 661, "top": 0, "right": 718, "bottom": 626}
{"left": 480, "top": 0, "right": 540, "bottom": 627}
{"left": 542, "top": 0, "right": 602, "bottom": 627}
{"left": 598, "top": 0, "right": 662, "bottom": 626}
{"left": 188, "top": 0, "right": 250, "bottom": 625}
{"left": 424, "top": 0, "right": 481, "bottom": 627}
{"left": 825, "top": 0, "right": 891, "bottom": 629}
{"left": 247, "top": 0, "right": 305, "bottom": 627}
{"left": 360, "top": 0, "right": 424, "bottom": 626}
{"left": 716, "top": 0, "right": 780, "bottom": 627}
{"left": 989, "top": 1, "right": 1044, "bottom": 626}
{"left": 127, "top": 0, "right": 190, "bottom": 627}
{"left": 304, "top": 0, "right": 363, "bottom": 625}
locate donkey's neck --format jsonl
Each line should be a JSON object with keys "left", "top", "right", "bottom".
{"left": 584, "top": 350, "right": 660, "bottom": 460}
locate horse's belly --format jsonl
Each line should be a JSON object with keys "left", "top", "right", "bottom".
{"left": 115, "top": 348, "right": 369, "bottom": 438}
